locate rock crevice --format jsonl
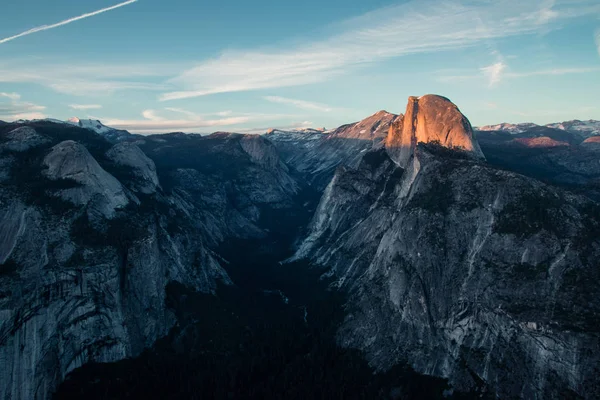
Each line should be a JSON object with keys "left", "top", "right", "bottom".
{"left": 386, "top": 95, "right": 484, "bottom": 167}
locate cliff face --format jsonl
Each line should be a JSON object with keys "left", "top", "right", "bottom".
{"left": 0, "top": 122, "right": 300, "bottom": 400}
{"left": 105, "top": 141, "right": 160, "bottom": 194}
{"left": 266, "top": 110, "right": 399, "bottom": 189}
{"left": 42, "top": 140, "right": 129, "bottom": 218}
{"left": 294, "top": 96, "right": 600, "bottom": 399}
{"left": 385, "top": 95, "right": 484, "bottom": 167}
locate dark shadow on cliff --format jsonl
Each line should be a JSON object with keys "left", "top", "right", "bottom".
{"left": 3, "top": 121, "right": 587, "bottom": 399}
{"left": 51, "top": 166, "right": 476, "bottom": 399}
{"left": 53, "top": 229, "right": 476, "bottom": 400}
{"left": 477, "top": 131, "right": 600, "bottom": 200}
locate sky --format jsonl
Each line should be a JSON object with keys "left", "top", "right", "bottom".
{"left": 0, "top": 0, "right": 599, "bottom": 134}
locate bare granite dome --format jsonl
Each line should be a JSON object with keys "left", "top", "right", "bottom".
{"left": 43, "top": 140, "right": 128, "bottom": 217}
{"left": 386, "top": 94, "right": 485, "bottom": 167}
{"left": 106, "top": 141, "right": 160, "bottom": 194}
{"left": 0, "top": 126, "right": 50, "bottom": 153}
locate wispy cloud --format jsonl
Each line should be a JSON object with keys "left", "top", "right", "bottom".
{"left": 48, "top": 81, "right": 168, "bottom": 96}
{"left": 595, "top": 29, "right": 600, "bottom": 57}
{"left": 5, "top": 112, "right": 47, "bottom": 121}
{"left": 505, "top": 66, "right": 600, "bottom": 78}
{"left": 160, "top": 0, "right": 600, "bottom": 100}
{"left": 439, "top": 65, "right": 600, "bottom": 84}
{"left": 0, "top": 0, "right": 138, "bottom": 45}
{"left": 103, "top": 116, "right": 251, "bottom": 134}
{"left": 0, "top": 95, "right": 46, "bottom": 121}
{"left": 263, "top": 96, "right": 333, "bottom": 112}
{"left": 141, "top": 109, "right": 165, "bottom": 121}
{"left": 481, "top": 62, "right": 507, "bottom": 87}
{"left": 475, "top": 103, "right": 597, "bottom": 123}
{"left": 100, "top": 109, "right": 297, "bottom": 134}
{"left": 165, "top": 108, "right": 238, "bottom": 119}
{"left": 0, "top": 62, "right": 177, "bottom": 96}
{"left": 69, "top": 104, "right": 102, "bottom": 110}
{"left": 0, "top": 92, "right": 21, "bottom": 101}
{"left": 506, "top": 106, "right": 597, "bottom": 118}
{"left": 164, "top": 107, "right": 201, "bottom": 119}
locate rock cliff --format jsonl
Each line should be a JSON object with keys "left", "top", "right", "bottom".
{"left": 385, "top": 95, "right": 484, "bottom": 167}
{"left": 0, "top": 121, "right": 300, "bottom": 400}
{"left": 105, "top": 141, "right": 160, "bottom": 194}
{"left": 43, "top": 140, "right": 129, "bottom": 217}
{"left": 293, "top": 96, "right": 600, "bottom": 399}
{"left": 266, "top": 110, "right": 398, "bottom": 189}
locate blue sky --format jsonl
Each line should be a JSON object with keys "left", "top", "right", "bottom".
{"left": 0, "top": 0, "right": 599, "bottom": 134}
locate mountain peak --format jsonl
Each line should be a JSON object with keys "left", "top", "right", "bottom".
{"left": 477, "top": 122, "right": 539, "bottom": 134}
{"left": 66, "top": 117, "right": 108, "bottom": 133}
{"left": 385, "top": 94, "right": 485, "bottom": 167}
{"left": 372, "top": 109, "right": 394, "bottom": 117}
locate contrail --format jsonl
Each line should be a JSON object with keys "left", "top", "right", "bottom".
{"left": 0, "top": 0, "right": 138, "bottom": 45}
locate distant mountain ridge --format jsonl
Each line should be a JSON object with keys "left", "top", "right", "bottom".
{"left": 266, "top": 110, "right": 399, "bottom": 189}
{"left": 6, "top": 117, "right": 131, "bottom": 142}
{"left": 3, "top": 116, "right": 597, "bottom": 141}
{"left": 66, "top": 117, "right": 114, "bottom": 135}
{"left": 477, "top": 119, "right": 600, "bottom": 138}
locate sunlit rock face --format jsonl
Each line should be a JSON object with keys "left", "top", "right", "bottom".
{"left": 294, "top": 95, "right": 600, "bottom": 399}
{"left": 513, "top": 136, "right": 569, "bottom": 148}
{"left": 582, "top": 135, "right": 600, "bottom": 149}
{"left": 385, "top": 95, "right": 484, "bottom": 167}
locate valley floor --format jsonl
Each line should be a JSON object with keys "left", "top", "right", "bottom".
{"left": 53, "top": 236, "right": 481, "bottom": 400}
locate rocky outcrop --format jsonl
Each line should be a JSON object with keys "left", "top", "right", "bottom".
{"left": 582, "top": 136, "right": 600, "bottom": 149}
{"left": 513, "top": 137, "right": 569, "bottom": 148}
{"left": 66, "top": 117, "right": 131, "bottom": 142}
{"left": 477, "top": 122, "right": 539, "bottom": 134}
{"left": 385, "top": 95, "right": 484, "bottom": 167}
{"left": 293, "top": 95, "right": 600, "bottom": 399}
{"left": 0, "top": 202, "right": 26, "bottom": 264}
{"left": 0, "top": 124, "right": 301, "bottom": 400}
{"left": 477, "top": 126, "right": 600, "bottom": 199}
{"left": 43, "top": 140, "right": 129, "bottom": 218}
{"left": 152, "top": 132, "right": 300, "bottom": 221}
{"left": 239, "top": 134, "right": 281, "bottom": 169}
{"left": 546, "top": 120, "right": 600, "bottom": 139}
{"left": 106, "top": 142, "right": 160, "bottom": 194}
{"left": 0, "top": 132, "right": 226, "bottom": 399}
{"left": 0, "top": 127, "right": 50, "bottom": 153}
{"left": 238, "top": 133, "right": 299, "bottom": 202}
{"left": 0, "top": 199, "right": 228, "bottom": 400}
